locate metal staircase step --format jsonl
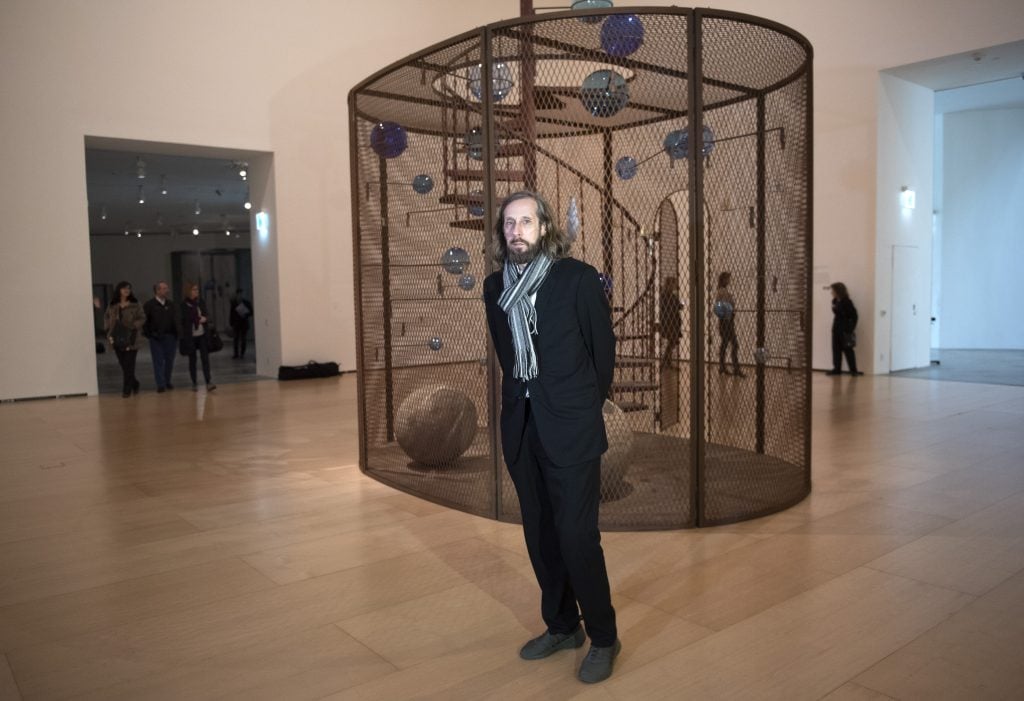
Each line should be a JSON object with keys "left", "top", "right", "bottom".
{"left": 613, "top": 381, "right": 659, "bottom": 392}
{"left": 615, "top": 401, "right": 649, "bottom": 413}
{"left": 446, "top": 168, "right": 524, "bottom": 182}
{"left": 449, "top": 219, "right": 485, "bottom": 230}
{"left": 438, "top": 193, "right": 483, "bottom": 206}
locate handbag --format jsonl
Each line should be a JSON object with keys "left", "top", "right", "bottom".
{"left": 843, "top": 330, "right": 857, "bottom": 349}
{"left": 207, "top": 328, "right": 224, "bottom": 353}
{"left": 110, "top": 310, "right": 135, "bottom": 351}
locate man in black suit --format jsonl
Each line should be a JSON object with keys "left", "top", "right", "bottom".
{"left": 484, "top": 191, "right": 620, "bottom": 684}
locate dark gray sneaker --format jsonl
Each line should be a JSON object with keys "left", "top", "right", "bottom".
{"left": 519, "top": 627, "right": 586, "bottom": 660}
{"left": 578, "top": 639, "right": 622, "bottom": 683}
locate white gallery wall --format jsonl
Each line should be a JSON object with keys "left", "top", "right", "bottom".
{"left": 939, "top": 107, "right": 1024, "bottom": 348}
{"left": 1, "top": 0, "right": 1023, "bottom": 398}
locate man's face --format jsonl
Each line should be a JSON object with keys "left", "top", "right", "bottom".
{"left": 503, "top": 197, "right": 545, "bottom": 266}
{"left": 156, "top": 282, "right": 169, "bottom": 299}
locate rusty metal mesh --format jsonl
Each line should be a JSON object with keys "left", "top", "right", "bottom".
{"left": 350, "top": 9, "right": 811, "bottom": 528}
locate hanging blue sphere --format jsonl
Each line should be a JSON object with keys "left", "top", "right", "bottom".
{"left": 615, "top": 156, "right": 638, "bottom": 180}
{"left": 597, "top": 273, "right": 613, "bottom": 298}
{"left": 465, "top": 127, "right": 483, "bottom": 161}
{"left": 369, "top": 121, "right": 407, "bottom": 159}
{"left": 440, "top": 247, "right": 470, "bottom": 275}
{"left": 572, "top": 0, "right": 613, "bottom": 23}
{"left": 467, "top": 190, "right": 484, "bottom": 217}
{"left": 580, "top": 70, "right": 629, "bottom": 118}
{"left": 664, "top": 125, "right": 716, "bottom": 161}
{"left": 601, "top": 14, "right": 644, "bottom": 57}
{"left": 468, "top": 62, "right": 514, "bottom": 103}
{"left": 428, "top": 336, "right": 443, "bottom": 351}
{"left": 457, "top": 273, "right": 476, "bottom": 291}
{"left": 713, "top": 300, "right": 734, "bottom": 320}
{"left": 411, "top": 174, "right": 434, "bottom": 194}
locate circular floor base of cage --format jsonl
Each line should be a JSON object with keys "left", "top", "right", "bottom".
{"left": 364, "top": 429, "right": 808, "bottom": 530}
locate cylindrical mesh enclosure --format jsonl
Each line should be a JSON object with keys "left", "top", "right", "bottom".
{"left": 349, "top": 7, "right": 812, "bottom": 528}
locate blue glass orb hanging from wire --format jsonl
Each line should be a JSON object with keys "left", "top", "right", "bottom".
{"left": 411, "top": 174, "right": 434, "bottom": 194}
{"left": 457, "top": 273, "right": 476, "bottom": 291}
{"left": 600, "top": 14, "right": 644, "bottom": 57}
{"left": 441, "top": 247, "right": 470, "bottom": 275}
{"left": 467, "top": 62, "right": 514, "bottom": 103}
{"left": 580, "top": 70, "right": 629, "bottom": 118}
{"left": 713, "top": 300, "right": 734, "bottom": 320}
{"left": 465, "top": 127, "right": 483, "bottom": 161}
{"left": 369, "top": 122, "right": 407, "bottom": 159}
{"left": 428, "top": 336, "right": 443, "bottom": 352}
{"left": 572, "top": 0, "right": 613, "bottom": 23}
{"left": 467, "top": 190, "right": 484, "bottom": 217}
{"left": 664, "top": 125, "right": 716, "bottom": 161}
{"left": 615, "top": 156, "right": 638, "bottom": 180}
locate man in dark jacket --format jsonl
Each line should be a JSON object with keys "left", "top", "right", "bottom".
{"left": 484, "top": 191, "right": 620, "bottom": 684}
{"left": 143, "top": 281, "right": 178, "bottom": 392}
{"left": 229, "top": 288, "right": 253, "bottom": 359}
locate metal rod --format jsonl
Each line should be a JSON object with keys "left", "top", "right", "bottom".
{"left": 688, "top": 10, "right": 706, "bottom": 528}
{"left": 755, "top": 95, "right": 767, "bottom": 455}
{"left": 379, "top": 156, "right": 395, "bottom": 443}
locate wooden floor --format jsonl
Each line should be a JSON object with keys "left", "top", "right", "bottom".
{"left": 1, "top": 373, "right": 1022, "bottom": 700}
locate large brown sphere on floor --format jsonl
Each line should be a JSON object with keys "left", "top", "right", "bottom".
{"left": 396, "top": 385, "right": 478, "bottom": 467}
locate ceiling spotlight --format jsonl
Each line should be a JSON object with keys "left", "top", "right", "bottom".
{"left": 136, "top": 156, "right": 146, "bottom": 179}
{"left": 100, "top": 205, "right": 107, "bottom": 220}
{"left": 192, "top": 227, "right": 199, "bottom": 236}
{"left": 160, "top": 175, "right": 168, "bottom": 195}
{"left": 225, "top": 229, "right": 231, "bottom": 236}
{"left": 243, "top": 188, "right": 252, "bottom": 210}
{"left": 136, "top": 231, "right": 142, "bottom": 238}
{"left": 137, "top": 185, "right": 145, "bottom": 204}
{"left": 193, "top": 200, "right": 201, "bottom": 215}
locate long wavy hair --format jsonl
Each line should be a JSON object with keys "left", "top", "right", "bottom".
{"left": 109, "top": 280, "right": 138, "bottom": 306}
{"left": 491, "top": 191, "right": 572, "bottom": 266}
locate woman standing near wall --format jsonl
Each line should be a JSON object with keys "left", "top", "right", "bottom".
{"left": 180, "top": 283, "right": 216, "bottom": 391}
{"left": 828, "top": 282, "right": 863, "bottom": 376}
{"left": 104, "top": 281, "right": 145, "bottom": 397}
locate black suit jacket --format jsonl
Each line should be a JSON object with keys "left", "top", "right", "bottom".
{"left": 484, "top": 257, "right": 616, "bottom": 467}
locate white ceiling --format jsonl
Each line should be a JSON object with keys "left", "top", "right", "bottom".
{"left": 886, "top": 39, "right": 1024, "bottom": 91}
{"left": 85, "top": 147, "right": 254, "bottom": 238}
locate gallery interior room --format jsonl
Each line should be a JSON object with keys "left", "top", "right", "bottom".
{"left": 1, "top": 0, "right": 1023, "bottom": 698}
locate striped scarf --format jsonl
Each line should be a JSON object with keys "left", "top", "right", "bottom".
{"left": 498, "top": 253, "right": 555, "bottom": 381}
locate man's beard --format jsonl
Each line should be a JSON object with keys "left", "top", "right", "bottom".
{"left": 508, "top": 239, "right": 541, "bottom": 266}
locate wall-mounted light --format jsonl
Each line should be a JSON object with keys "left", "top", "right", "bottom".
{"left": 256, "top": 210, "right": 270, "bottom": 242}
{"left": 899, "top": 186, "right": 916, "bottom": 210}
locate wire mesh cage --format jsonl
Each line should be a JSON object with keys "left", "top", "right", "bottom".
{"left": 349, "top": 7, "right": 812, "bottom": 528}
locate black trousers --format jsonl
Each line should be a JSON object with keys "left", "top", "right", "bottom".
{"left": 718, "top": 318, "right": 740, "bottom": 370}
{"left": 232, "top": 324, "right": 249, "bottom": 358}
{"left": 188, "top": 333, "right": 212, "bottom": 385}
{"left": 507, "top": 400, "right": 617, "bottom": 647}
{"left": 114, "top": 347, "right": 138, "bottom": 392}
{"left": 831, "top": 329, "right": 859, "bottom": 373}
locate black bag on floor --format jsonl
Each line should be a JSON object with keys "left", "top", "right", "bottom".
{"left": 278, "top": 360, "right": 340, "bottom": 381}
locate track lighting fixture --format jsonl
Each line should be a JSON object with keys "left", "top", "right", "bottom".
{"left": 243, "top": 188, "right": 252, "bottom": 210}
{"left": 194, "top": 200, "right": 201, "bottom": 215}
{"left": 192, "top": 228, "right": 199, "bottom": 236}
{"left": 136, "top": 156, "right": 146, "bottom": 179}
{"left": 137, "top": 185, "right": 145, "bottom": 204}
{"left": 160, "top": 175, "right": 167, "bottom": 195}
{"left": 100, "top": 205, "right": 107, "bottom": 220}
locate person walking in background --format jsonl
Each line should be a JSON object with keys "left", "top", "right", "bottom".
{"left": 143, "top": 281, "right": 178, "bottom": 392}
{"left": 714, "top": 271, "right": 745, "bottom": 377}
{"left": 181, "top": 283, "right": 216, "bottom": 391}
{"left": 229, "top": 288, "right": 253, "bottom": 359}
{"left": 828, "top": 282, "right": 863, "bottom": 376}
{"left": 104, "top": 281, "right": 145, "bottom": 398}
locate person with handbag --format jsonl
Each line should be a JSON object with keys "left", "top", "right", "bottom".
{"left": 104, "top": 281, "right": 145, "bottom": 397}
{"left": 828, "top": 281, "right": 863, "bottom": 376}
{"left": 180, "top": 283, "right": 216, "bottom": 391}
